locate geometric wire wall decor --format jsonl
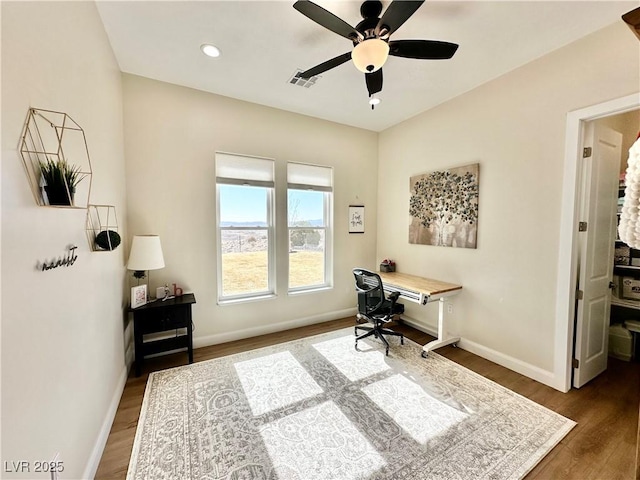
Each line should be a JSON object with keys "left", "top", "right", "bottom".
{"left": 86, "top": 204, "right": 121, "bottom": 251}
{"left": 19, "top": 108, "right": 92, "bottom": 208}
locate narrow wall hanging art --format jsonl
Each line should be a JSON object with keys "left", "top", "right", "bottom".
{"left": 349, "top": 205, "right": 365, "bottom": 234}
{"left": 409, "top": 163, "right": 479, "bottom": 248}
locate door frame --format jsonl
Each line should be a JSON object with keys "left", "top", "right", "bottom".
{"left": 556, "top": 92, "right": 640, "bottom": 392}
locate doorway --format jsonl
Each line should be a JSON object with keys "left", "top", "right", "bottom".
{"left": 574, "top": 112, "right": 640, "bottom": 389}
{"left": 556, "top": 93, "right": 640, "bottom": 393}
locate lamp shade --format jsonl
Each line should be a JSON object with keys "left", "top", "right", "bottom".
{"left": 127, "top": 235, "right": 165, "bottom": 271}
{"left": 352, "top": 38, "right": 389, "bottom": 73}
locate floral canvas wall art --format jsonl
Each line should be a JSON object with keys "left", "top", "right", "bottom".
{"left": 409, "top": 163, "right": 479, "bottom": 248}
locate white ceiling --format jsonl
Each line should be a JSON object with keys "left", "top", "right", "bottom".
{"left": 96, "top": 1, "right": 637, "bottom": 132}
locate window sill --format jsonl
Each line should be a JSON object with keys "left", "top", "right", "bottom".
{"left": 218, "top": 293, "right": 277, "bottom": 306}
{"left": 288, "top": 285, "right": 333, "bottom": 296}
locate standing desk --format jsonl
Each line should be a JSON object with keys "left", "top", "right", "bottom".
{"left": 376, "top": 271, "right": 462, "bottom": 357}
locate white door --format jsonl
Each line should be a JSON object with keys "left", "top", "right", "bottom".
{"left": 573, "top": 123, "right": 622, "bottom": 388}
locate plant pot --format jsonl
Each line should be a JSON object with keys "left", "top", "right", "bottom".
{"left": 95, "top": 230, "right": 121, "bottom": 251}
{"left": 44, "top": 185, "right": 74, "bottom": 206}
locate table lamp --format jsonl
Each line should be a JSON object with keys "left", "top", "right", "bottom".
{"left": 127, "top": 235, "right": 165, "bottom": 299}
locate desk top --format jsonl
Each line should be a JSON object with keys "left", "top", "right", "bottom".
{"left": 130, "top": 293, "right": 196, "bottom": 311}
{"left": 377, "top": 271, "right": 462, "bottom": 297}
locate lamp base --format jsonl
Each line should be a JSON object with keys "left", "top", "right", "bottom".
{"left": 133, "top": 270, "right": 146, "bottom": 280}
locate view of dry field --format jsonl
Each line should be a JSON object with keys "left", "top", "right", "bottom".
{"left": 221, "top": 230, "right": 324, "bottom": 295}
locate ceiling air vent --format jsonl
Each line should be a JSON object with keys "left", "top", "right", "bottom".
{"left": 288, "top": 70, "right": 320, "bottom": 88}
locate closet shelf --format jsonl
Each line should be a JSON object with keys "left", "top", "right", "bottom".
{"left": 611, "top": 296, "right": 640, "bottom": 311}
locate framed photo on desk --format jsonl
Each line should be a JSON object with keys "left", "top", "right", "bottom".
{"left": 349, "top": 205, "right": 365, "bottom": 233}
{"left": 131, "top": 284, "right": 147, "bottom": 308}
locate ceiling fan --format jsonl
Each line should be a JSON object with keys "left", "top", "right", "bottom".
{"left": 293, "top": 0, "right": 459, "bottom": 108}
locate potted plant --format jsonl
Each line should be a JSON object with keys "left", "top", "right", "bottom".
{"left": 95, "top": 230, "right": 121, "bottom": 251}
{"left": 39, "top": 158, "right": 87, "bottom": 206}
{"left": 380, "top": 259, "right": 396, "bottom": 272}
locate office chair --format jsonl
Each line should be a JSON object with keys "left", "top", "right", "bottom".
{"left": 353, "top": 268, "right": 405, "bottom": 356}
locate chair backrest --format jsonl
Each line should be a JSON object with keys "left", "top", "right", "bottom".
{"left": 352, "top": 268, "right": 386, "bottom": 315}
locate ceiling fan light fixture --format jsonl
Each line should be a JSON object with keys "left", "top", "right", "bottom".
{"left": 352, "top": 38, "right": 389, "bottom": 73}
{"left": 369, "top": 95, "right": 381, "bottom": 106}
{"left": 200, "top": 44, "right": 221, "bottom": 58}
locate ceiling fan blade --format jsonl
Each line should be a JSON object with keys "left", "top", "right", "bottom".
{"left": 293, "top": 0, "right": 361, "bottom": 41}
{"left": 365, "top": 69, "right": 383, "bottom": 96}
{"left": 376, "top": 0, "right": 424, "bottom": 36}
{"left": 300, "top": 52, "right": 352, "bottom": 78}
{"left": 389, "top": 40, "right": 458, "bottom": 59}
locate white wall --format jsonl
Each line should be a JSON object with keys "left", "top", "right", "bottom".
{"left": 377, "top": 22, "right": 640, "bottom": 387}
{"left": 122, "top": 74, "right": 378, "bottom": 346}
{"left": 1, "top": 2, "right": 127, "bottom": 478}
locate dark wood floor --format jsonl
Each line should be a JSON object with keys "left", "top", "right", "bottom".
{"left": 95, "top": 318, "right": 640, "bottom": 479}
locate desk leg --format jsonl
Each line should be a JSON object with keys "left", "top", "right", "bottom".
{"left": 422, "top": 297, "right": 460, "bottom": 357}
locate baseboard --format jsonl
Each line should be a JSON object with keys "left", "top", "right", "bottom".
{"left": 124, "top": 318, "right": 134, "bottom": 370}
{"left": 458, "top": 338, "right": 558, "bottom": 389}
{"left": 125, "top": 341, "right": 135, "bottom": 370}
{"left": 193, "top": 307, "right": 357, "bottom": 349}
{"left": 401, "top": 316, "right": 559, "bottom": 390}
{"left": 82, "top": 363, "right": 128, "bottom": 479}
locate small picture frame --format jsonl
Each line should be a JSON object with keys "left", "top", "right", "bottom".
{"left": 131, "top": 284, "right": 147, "bottom": 308}
{"left": 349, "top": 205, "right": 365, "bottom": 234}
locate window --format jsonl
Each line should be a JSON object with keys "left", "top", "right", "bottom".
{"left": 288, "top": 163, "right": 333, "bottom": 291}
{"left": 216, "top": 153, "right": 275, "bottom": 302}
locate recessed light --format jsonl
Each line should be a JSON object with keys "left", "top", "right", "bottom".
{"left": 201, "top": 44, "right": 221, "bottom": 58}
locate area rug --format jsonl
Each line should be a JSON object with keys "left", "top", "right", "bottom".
{"left": 127, "top": 328, "right": 575, "bottom": 480}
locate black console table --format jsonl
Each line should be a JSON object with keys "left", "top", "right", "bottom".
{"left": 131, "top": 293, "right": 196, "bottom": 376}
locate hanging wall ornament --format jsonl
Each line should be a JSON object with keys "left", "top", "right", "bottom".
{"left": 618, "top": 135, "right": 640, "bottom": 248}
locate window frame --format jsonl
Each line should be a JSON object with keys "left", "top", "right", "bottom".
{"left": 287, "top": 162, "right": 333, "bottom": 293}
{"left": 215, "top": 153, "right": 276, "bottom": 304}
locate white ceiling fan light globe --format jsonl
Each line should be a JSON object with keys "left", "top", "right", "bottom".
{"left": 352, "top": 38, "right": 389, "bottom": 73}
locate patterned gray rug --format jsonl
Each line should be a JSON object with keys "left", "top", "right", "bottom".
{"left": 127, "top": 328, "right": 575, "bottom": 480}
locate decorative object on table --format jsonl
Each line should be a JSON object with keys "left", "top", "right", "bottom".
{"left": 379, "top": 258, "right": 395, "bottom": 272}
{"left": 348, "top": 205, "right": 365, "bottom": 233}
{"left": 131, "top": 284, "right": 148, "bottom": 309}
{"left": 126, "top": 235, "right": 165, "bottom": 300}
{"left": 618, "top": 135, "right": 640, "bottom": 248}
{"left": 38, "top": 245, "right": 78, "bottom": 271}
{"left": 19, "top": 108, "right": 92, "bottom": 208}
{"left": 156, "top": 284, "right": 174, "bottom": 302}
{"left": 86, "top": 204, "right": 120, "bottom": 251}
{"left": 173, "top": 283, "right": 184, "bottom": 297}
{"left": 127, "top": 328, "right": 575, "bottom": 480}
{"left": 409, "top": 163, "right": 479, "bottom": 248}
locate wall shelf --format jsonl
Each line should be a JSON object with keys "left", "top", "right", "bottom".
{"left": 86, "top": 205, "right": 120, "bottom": 251}
{"left": 19, "top": 108, "right": 92, "bottom": 208}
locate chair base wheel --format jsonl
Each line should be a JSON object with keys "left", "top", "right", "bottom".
{"left": 421, "top": 351, "right": 428, "bottom": 358}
